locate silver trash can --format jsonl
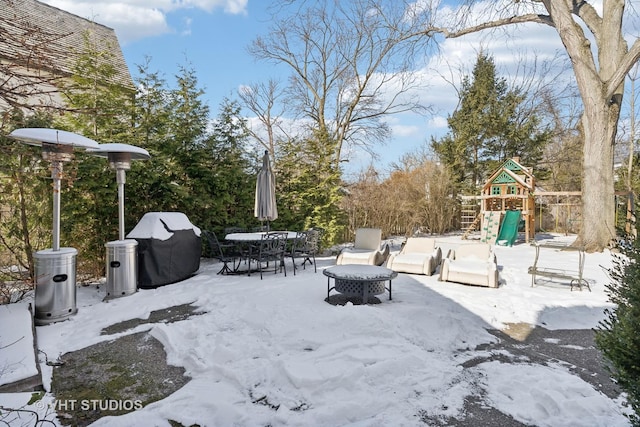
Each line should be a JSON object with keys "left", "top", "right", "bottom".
{"left": 33, "top": 247, "right": 78, "bottom": 325}
{"left": 105, "top": 239, "right": 138, "bottom": 299}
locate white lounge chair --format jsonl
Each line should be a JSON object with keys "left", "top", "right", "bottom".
{"left": 386, "top": 237, "right": 442, "bottom": 276}
{"left": 439, "top": 243, "right": 499, "bottom": 288}
{"left": 336, "top": 228, "right": 388, "bottom": 266}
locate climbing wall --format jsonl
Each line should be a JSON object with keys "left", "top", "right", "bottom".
{"left": 480, "top": 211, "right": 502, "bottom": 243}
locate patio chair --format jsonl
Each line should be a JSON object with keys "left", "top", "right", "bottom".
{"left": 386, "top": 237, "right": 442, "bottom": 276}
{"left": 336, "top": 228, "right": 389, "bottom": 266}
{"left": 202, "top": 230, "right": 239, "bottom": 275}
{"left": 249, "top": 231, "right": 288, "bottom": 279}
{"left": 289, "top": 229, "right": 320, "bottom": 274}
{"left": 438, "top": 243, "right": 499, "bottom": 288}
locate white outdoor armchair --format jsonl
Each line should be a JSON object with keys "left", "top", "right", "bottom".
{"left": 439, "top": 243, "right": 499, "bottom": 288}
{"left": 386, "top": 237, "right": 442, "bottom": 276}
{"left": 336, "top": 228, "right": 389, "bottom": 266}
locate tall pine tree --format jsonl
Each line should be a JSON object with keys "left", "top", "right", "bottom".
{"left": 277, "top": 129, "right": 345, "bottom": 245}
{"left": 196, "top": 98, "right": 254, "bottom": 232}
{"left": 431, "top": 52, "right": 548, "bottom": 192}
{"left": 56, "top": 31, "right": 135, "bottom": 277}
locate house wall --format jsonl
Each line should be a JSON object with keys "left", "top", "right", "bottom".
{"left": 0, "top": 0, "right": 133, "bottom": 113}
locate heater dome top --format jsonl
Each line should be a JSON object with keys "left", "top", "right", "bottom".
{"left": 88, "top": 143, "right": 150, "bottom": 160}
{"left": 8, "top": 128, "right": 100, "bottom": 149}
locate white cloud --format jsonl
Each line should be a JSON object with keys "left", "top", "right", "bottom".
{"left": 40, "top": 0, "right": 248, "bottom": 43}
{"left": 429, "top": 115, "right": 448, "bottom": 130}
{"left": 391, "top": 123, "right": 421, "bottom": 138}
{"left": 181, "top": 17, "right": 193, "bottom": 36}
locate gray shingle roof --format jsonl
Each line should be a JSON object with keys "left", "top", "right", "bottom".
{"left": 0, "top": 0, "right": 133, "bottom": 89}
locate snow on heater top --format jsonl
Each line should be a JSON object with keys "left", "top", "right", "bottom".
{"left": 8, "top": 128, "right": 100, "bottom": 149}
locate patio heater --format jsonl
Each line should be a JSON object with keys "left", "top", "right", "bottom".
{"left": 8, "top": 128, "right": 100, "bottom": 325}
{"left": 87, "top": 143, "right": 150, "bottom": 299}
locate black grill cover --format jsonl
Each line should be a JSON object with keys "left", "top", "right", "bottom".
{"left": 127, "top": 212, "right": 201, "bottom": 288}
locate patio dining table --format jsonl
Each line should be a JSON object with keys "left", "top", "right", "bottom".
{"left": 225, "top": 231, "right": 298, "bottom": 242}
{"left": 224, "top": 231, "right": 299, "bottom": 275}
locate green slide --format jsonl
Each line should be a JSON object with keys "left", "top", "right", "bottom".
{"left": 496, "top": 210, "right": 522, "bottom": 246}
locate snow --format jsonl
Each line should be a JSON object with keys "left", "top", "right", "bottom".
{"left": 323, "top": 264, "right": 396, "bottom": 279}
{"left": 125, "top": 212, "right": 201, "bottom": 240}
{"left": 0, "top": 233, "right": 632, "bottom": 426}
{"left": 0, "top": 304, "right": 38, "bottom": 385}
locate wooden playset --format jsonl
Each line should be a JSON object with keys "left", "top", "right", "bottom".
{"left": 463, "top": 157, "right": 536, "bottom": 243}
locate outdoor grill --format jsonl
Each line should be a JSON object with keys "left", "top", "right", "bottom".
{"left": 88, "top": 143, "right": 150, "bottom": 299}
{"left": 8, "top": 128, "right": 100, "bottom": 325}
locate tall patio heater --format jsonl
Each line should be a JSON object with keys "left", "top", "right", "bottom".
{"left": 8, "top": 128, "right": 100, "bottom": 325}
{"left": 87, "top": 143, "right": 150, "bottom": 299}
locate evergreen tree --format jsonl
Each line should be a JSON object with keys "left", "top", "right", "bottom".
{"left": 0, "top": 110, "right": 54, "bottom": 282}
{"left": 128, "top": 63, "right": 211, "bottom": 226}
{"left": 431, "top": 52, "right": 548, "bottom": 192}
{"left": 277, "top": 130, "right": 345, "bottom": 245}
{"left": 126, "top": 59, "right": 173, "bottom": 222}
{"left": 55, "top": 31, "right": 135, "bottom": 277}
{"left": 162, "top": 63, "right": 210, "bottom": 217}
{"left": 61, "top": 31, "right": 135, "bottom": 141}
{"left": 196, "top": 98, "right": 254, "bottom": 232}
{"left": 595, "top": 218, "right": 640, "bottom": 426}
{"left": 129, "top": 66, "right": 255, "bottom": 234}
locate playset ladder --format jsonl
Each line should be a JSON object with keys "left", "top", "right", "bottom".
{"left": 462, "top": 213, "right": 481, "bottom": 240}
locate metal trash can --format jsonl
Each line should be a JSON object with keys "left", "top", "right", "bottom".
{"left": 33, "top": 247, "right": 78, "bottom": 325}
{"left": 105, "top": 239, "right": 138, "bottom": 299}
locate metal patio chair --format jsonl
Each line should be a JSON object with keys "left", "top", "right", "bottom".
{"left": 202, "top": 230, "right": 239, "bottom": 275}
{"left": 249, "top": 231, "right": 288, "bottom": 279}
{"left": 289, "top": 229, "right": 320, "bottom": 274}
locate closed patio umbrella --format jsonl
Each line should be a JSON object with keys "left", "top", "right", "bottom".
{"left": 254, "top": 150, "right": 278, "bottom": 230}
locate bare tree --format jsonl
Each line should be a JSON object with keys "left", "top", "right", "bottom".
{"left": 238, "top": 79, "right": 289, "bottom": 160}
{"left": 421, "top": 0, "right": 640, "bottom": 251}
{"left": 248, "top": 0, "right": 435, "bottom": 168}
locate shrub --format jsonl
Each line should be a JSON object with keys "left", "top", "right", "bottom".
{"left": 595, "top": 213, "right": 640, "bottom": 426}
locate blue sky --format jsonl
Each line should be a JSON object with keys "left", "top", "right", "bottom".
{"left": 40, "top": 0, "right": 570, "bottom": 177}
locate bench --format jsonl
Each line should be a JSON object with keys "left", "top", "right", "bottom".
{"left": 528, "top": 241, "right": 590, "bottom": 291}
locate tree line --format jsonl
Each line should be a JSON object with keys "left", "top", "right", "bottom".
{"left": 0, "top": 42, "right": 345, "bottom": 281}
{"left": 2, "top": 44, "right": 637, "bottom": 283}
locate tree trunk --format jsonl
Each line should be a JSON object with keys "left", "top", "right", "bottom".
{"left": 579, "top": 103, "right": 618, "bottom": 251}
{"left": 542, "top": 0, "right": 625, "bottom": 251}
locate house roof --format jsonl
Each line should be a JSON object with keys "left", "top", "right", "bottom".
{"left": 0, "top": 0, "right": 133, "bottom": 89}
{"left": 483, "top": 157, "right": 534, "bottom": 191}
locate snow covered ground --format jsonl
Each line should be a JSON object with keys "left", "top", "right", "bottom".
{"left": 0, "top": 233, "right": 632, "bottom": 426}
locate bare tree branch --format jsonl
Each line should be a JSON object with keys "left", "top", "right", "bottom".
{"left": 607, "top": 39, "right": 640, "bottom": 99}
{"left": 426, "top": 13, "right": 554, "bottom": 39}
{"left": 238, "top": 79, "right": 291, "bottom": 157}
{"left": 249, "top": 0, "right": 436, "bottom": 167}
